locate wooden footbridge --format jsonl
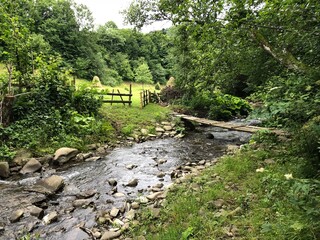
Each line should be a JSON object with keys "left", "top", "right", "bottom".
{"left": 173, "top": 113, "right": 288, "bottom": 136}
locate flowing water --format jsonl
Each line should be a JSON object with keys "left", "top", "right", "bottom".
{"left": 0, "top": 126, "right": 251, "bottom": 240}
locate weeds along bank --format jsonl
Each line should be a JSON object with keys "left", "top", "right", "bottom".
{"left": 126, "top": 131, "right": 320, "bottom": 240}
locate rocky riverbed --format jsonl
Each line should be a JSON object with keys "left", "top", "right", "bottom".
{"left": 0, "top": 123, "right": 251, "bottom": 240}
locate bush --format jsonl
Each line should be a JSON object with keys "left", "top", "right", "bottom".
{"left": 155, "top": 82, "right": 161, "bottom": 90}
{"left": 253, "top": 75, "right": 320, "bottom": 127}
{"left": 188, "top": 90, "right": 252, "bottom": 120}
{"left": 160, "top": 86, "right": 183, "bottom": 103}
{"left": 102, "top": 68, "right": 122, "bottom": 86}
{"left": 3, "top": 58, "right": 108, "bottom": 154}
{"left": 294, "top": 116, "right": 320, "bottom": 176}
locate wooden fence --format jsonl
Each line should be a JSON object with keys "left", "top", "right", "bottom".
{"left": 99, "top": 84, "right": 132, "bottom": 106}
{"left": 140, "top": 90, "right": 162, "bottom": 108}
{"left": 140, "top": 90, "right": 150, "bottom": 108}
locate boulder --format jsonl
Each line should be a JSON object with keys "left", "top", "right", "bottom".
{"left": 72, "top": 199, "right": 92, "bottom": 208}
{"left": 147, "top": 192, "right": 163, "bottom": 201}
{"left": 110, "top": 207, "right": 120, "bottom": 218}
{"left": 76, "top": 189, "right": 97, "bottom": 199}
{"left": 205, "top": 133, "right": 215, "bottom": 139}
{"left": 113, "top": 192, "right": 125, "bottom": 198}
{"left": 140, "top": 129, "right": 149, "bottom": 135}
{"left": 30, "top": 175, "right": 64, "bottom": 195}
{"left": 28, "top": 205, "right": 44, "bottom": 219}
{"left": 63, "top": 227, "right": 89, "bottom": 240}
{"left": 101, "top": 231, "right": 121, "bottom": 240}
{"left": 108, "top": 178, "right": 117, "bottom": 186}
{"left": 43, "top": 211, "right": 58, "bottom": 225}
{"left": 131, "top": 202, "right": 140, "bottom": 209}
{"left": 53, "top": 147, "right": 79, "bottom": 165}
{"left": 20, "top": 158, "right": 42, "bottom": 174}
{"left": 10, "top": 209, "right": 24, "bottom": 223}
{"left": 163, "top": 125, "right": 173, "bottom": 131}
{"left": 126, "top": 179, "right": 138, "bottom": 187}
{"left": 125, "top": 209, "right": 135, "bottom": 220}
{"left": 157, "top": 159, "right": 167, "bottom": 164}
{"left": 0, "top": 161, "right": 10, "bottom": 178}
{"left": 155, "top": 127, "right": 165, "bottom": 133}
{"left": 126, "top": 164, "right": 137, "bottom": 170}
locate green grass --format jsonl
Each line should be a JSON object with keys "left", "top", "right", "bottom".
{"left": 127, "top": 138, "right": 320, "bottom": 240}
{"left": 76, "top": 79, "right": 171, "bottom": 136}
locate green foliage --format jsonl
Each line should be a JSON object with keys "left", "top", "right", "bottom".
{"left": 293, "top": 116, "right": 320, "bottom": 175}
{"left": 155, "top": 82, "right": 161, "bottom": 90}
{"left": 135, "top": 62, "right": 153, "bottom": 85}
{"left": 253, "top": 75, "right": 320, "bottom": 127}
{"left": 188, "top": 90, "right": 252, "bottom": 120}
{"left": 103, "top": 68, "right": 122, "bottom": 87}
{"left": 0, "top": 144, "right": 16, "bottom": 161}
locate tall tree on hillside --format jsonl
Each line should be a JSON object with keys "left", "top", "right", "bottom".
{"left": 135, "top": 62, "right": 153, "bottom": 87}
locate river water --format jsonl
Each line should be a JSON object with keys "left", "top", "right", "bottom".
{"left": 0, "top": 126, "right": 251, "bottom": 240}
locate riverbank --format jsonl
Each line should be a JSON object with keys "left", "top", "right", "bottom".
{"left": 126, "top": 131, "right": 320, "bottom": 240}
{"left": 0, "top": 124, "right": 248, "bottom": 239}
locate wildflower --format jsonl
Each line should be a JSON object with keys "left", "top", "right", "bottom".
{"left": 256, "top": 167, "right": 265, "bottom": 173}
{"left": 284, "top": 173, "right": 293, "bottom": 180}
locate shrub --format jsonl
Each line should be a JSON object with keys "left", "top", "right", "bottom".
{"left": 92, "top": 76, "right": 102, "bottom": 88}
{"left": 160, "top": 86, "right": 183, "bottom": 103}
{"left": 155, "top": 82, "right": 161, "bottom": 90}
{"left": 294, "top": 116, "right": 320, "bottom": 176}
{"left": 188, "top": 90, "right": 252, "bottom": 120}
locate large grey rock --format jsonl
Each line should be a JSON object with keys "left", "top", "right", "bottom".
{"left": 125, "top": 209, "right": 135, "bottom": 220}
{"left": 30, "top": 175, "right": 64, "bottom": 195}
{"left": 101, "top": 231, "right": 121, "bottom": 240}
{"left": 53, "top": 147, "right": 79, "bottom": 165}
{"left": 20, "top": 158, "right": 42, "bottom": 174}
{"left": 126, "top": 179, "right": 138, "bottom": 187}
{"left": 108, "top": 178, "right": 117, "bottom": 186}
{"left": 63, "top": 227, "right": 89, "bottom": 240}
{"left": 72, "top": 199, "right": 92, "bottom": 208}
{"left": 163, "top": 125, "right": 173, "bottom": 131}
{"left": 0, "top": 161, "right": 10, "bottom": 178}
{"left": 146, "top": 192, "right": 163, "bottom": 201}
{"left": 43, "top": 211, "right": 58, "bottom": 225}
{"left": 155, "top": 127, "right": 165, "bottom": 133}
{"left": 10, "top": 209, "right": 24, "bottom": 223}
{"left": 28, "top": 205, "right": 44, "bottom": 219}
{"left": 110, "top": 207, "right": 120, "bottom": 218}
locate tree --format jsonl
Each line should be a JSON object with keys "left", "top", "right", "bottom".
{"left": 125, "top": 0, "right": 320, "bottom": 75}
{"left": 135, "top": 62, "right": 153, "bottom": 86}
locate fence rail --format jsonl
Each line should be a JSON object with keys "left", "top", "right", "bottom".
{"left": 140, "top": 90, "right": 162, "bottom": 108}
{"left": 99, "top": 84, "right": 132, "bottom": 106}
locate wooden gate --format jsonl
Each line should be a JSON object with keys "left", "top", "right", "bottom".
{"left": 99, "top": 84, "right": 132, "bottom": 106}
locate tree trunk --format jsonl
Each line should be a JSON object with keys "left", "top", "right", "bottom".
{"left": 1, "top": 95, "right": 15, "bottom": 127}
{"left": 251, "top": 29, "right": 311, "bottom": 74}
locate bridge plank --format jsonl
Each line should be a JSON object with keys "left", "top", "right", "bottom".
{"left": 174, "top": 113, "right": 288, "bottom": 136}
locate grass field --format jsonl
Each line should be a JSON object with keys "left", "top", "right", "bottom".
{"left": 76, "top": 79, "right": 171, "bottom": 136}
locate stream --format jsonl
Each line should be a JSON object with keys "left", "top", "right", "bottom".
{"left": 0, "top": 126, "right": 251, "bottom": 240}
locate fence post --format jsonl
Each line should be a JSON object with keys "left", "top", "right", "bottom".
{"left": 140, "top": 91, "right": 143, "bottom": 109}
{"left": 129, "top": 84, "right": 132, "bottom": 107}
{"left": 111, "top": 89, "right": 114, "bottom": 106}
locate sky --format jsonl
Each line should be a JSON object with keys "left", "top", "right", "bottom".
{"left": 74, "top": 0, "right": 171, "bottom": 32}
